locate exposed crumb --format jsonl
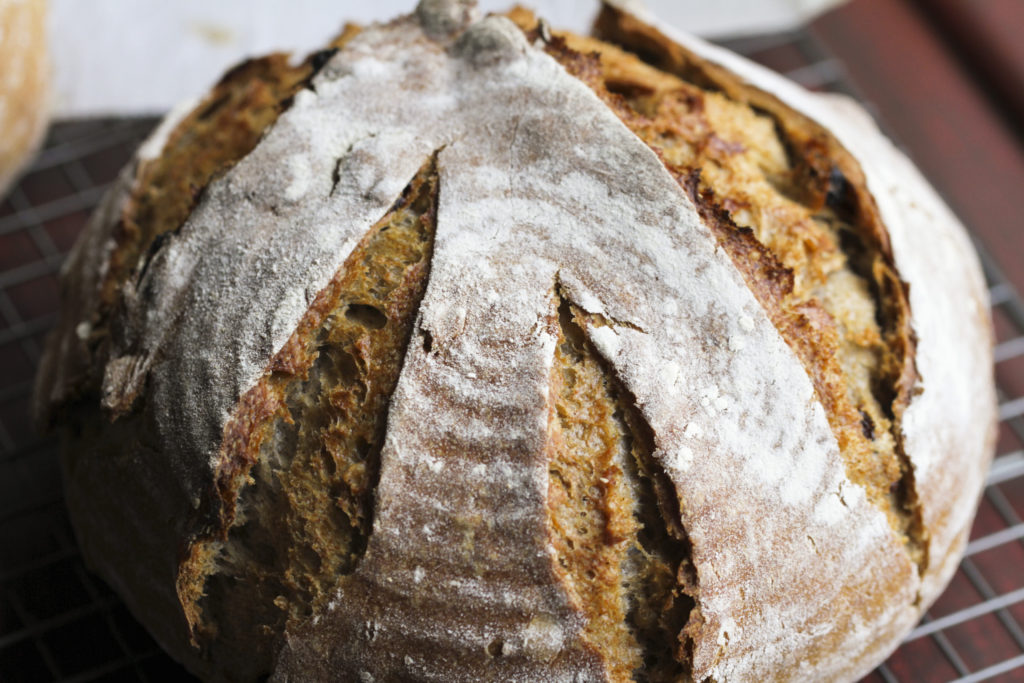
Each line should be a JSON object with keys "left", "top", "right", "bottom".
{"left": 546, "top": 293, "right": 693, "bottom": 681}
{"left": 184, "top": 158, "right": 439, "bottom": 679}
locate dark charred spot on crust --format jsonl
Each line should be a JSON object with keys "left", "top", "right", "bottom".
{"left": 331, "top": 156, "right": 344, "bottom": 195}
{"left": 861, "top": 411, "right": 876, "bottom": 440}
{"left": 604, "top": 77, "right": 657, "bottom": 100}
{"left": 547, "top": 290, "right": 694, "bottom": 681}
{"left": 176, "top": 155, "right": 441, "bottom": 679}
{"left": 309, "top": 48, "right": 339, "bottom": 73}
{"left": 825, "top": 165, "right": 858, "bottom": 220}
{"left": 778, "top": 132, "right": 833, "bottom": 211}
{"left": 135, "top": 229, "right": 173, "bottom": 284}
{"left": 214, "top": 57, "right": 276, "bottom": 90}
{"left": 196, "top": 92, "right": 232, "bottom": 122}
{"left": 298, "top": 48, "right": 340, "bottom": 94}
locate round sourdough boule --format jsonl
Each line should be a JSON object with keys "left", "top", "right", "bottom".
{"left": 34, "top": 1, "right": 996, "bottom": 681}
{"left": 0, "top": 0, "right": 49, "bottom": 198}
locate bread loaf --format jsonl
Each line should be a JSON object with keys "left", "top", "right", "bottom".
{"left": 35, "top": 1, "right": 996, "bottom": 680}
{"left": 0, "top": 0, "right": 49, "bottom": 197}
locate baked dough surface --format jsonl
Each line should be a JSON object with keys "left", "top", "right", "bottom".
{"left": 35, "top": 1, "right": 995, "bottom": 681}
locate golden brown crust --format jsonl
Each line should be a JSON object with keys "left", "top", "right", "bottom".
{"left": 547, "top": 298, "right": 641, "bottom": 679}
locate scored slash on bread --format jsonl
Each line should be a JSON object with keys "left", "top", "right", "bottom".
{"left": 34, "top": 1, "right": 995, "bottom": 681}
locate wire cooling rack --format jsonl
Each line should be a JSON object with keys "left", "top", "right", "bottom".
{"left": 1, "top": 28, "right": 1022, "bottom": 683}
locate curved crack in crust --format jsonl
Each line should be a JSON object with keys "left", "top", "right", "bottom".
{"left": 510, "top": 9, "right": 924, "bottom": 573}
{"left": 175, "top": 154, "right": 439, "bottom": 680}
{"left": 547, "top": 288, "right": 695, "bottom": 682}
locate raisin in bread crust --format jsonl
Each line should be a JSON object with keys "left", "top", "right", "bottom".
{"left": 35, "top": 1, "right": 995, "bottom": 681}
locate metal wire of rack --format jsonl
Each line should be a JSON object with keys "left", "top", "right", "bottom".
{"left": 0, "top": 26, "right": 1022, "bottom": 683}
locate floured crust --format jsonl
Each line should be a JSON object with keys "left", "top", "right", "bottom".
{"left": 0, "top": 0, "right": 49, "bottom": 197}
{"left": 36, "top": 1, "right": 995, "bottom": 681}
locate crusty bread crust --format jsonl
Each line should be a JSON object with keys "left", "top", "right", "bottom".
{"left": 36, "top": 1, "right": 995, "bottom": 681}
